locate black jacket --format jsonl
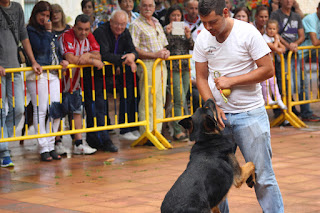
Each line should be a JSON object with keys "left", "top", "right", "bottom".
{"left": 93, "top": 22, "right": 138, "bottom": 67}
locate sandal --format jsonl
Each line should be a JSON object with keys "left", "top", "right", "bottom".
{"left": 49, "top": 150, "right": 61, "bottom": 160}
{"left": 40, "top": 152, "right": 52, "bottom": 162}
{"left": 173, "top": 133, "right": 189, "bottom": 142}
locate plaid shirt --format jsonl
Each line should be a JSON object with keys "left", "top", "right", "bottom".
{"left": 129, "top": 15, "right": 168, "bottom": 60}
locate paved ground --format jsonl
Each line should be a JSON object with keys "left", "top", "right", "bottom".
{"left": 0, "top": 112, "right": 320, "bottom": 213}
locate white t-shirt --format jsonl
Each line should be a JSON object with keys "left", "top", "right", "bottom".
{"left": 262, "top": 34, "right": 275, "bottom": 43}
{"left": 193, "top": 19, "right": 271, "bottom": 113}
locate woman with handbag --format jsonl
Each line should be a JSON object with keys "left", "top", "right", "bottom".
{"left": 26, "top": 1, "right": 68, "bottom": 162}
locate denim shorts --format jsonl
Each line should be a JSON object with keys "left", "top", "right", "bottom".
{"left": 62, "top": 89, "right": 82, "bottom": 114}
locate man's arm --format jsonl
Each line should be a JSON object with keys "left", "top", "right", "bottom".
{"left": 65, "top": 52, "right": 103, "bottom": 69}
{"left": 135, "top": 48, "right": 170, "bottom": 60}
{"left": 294, "top": 28, "right": 305, "bottom": 46}
{"left": 21, "top": 38, "right": 42, "bottom": 75}
{"left": 283, "top": 28, "right": 305, "bottom": 52}
{"left": 309, "top": 32, "right": 320, "bottom": 46}
{"left": 214, "top": 53, "right": 274, "bottom": 90}
{"left": 195, "top": 61, "right": 227, "bottom": 127}
{"left": 195, "top": 61, "right": 213, "bottom": 102}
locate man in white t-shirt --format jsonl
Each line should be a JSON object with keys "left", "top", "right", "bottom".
{"left": 193, "top": 0, "right": 284, "bottom": 212}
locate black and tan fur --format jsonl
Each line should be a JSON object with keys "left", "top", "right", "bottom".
{"left": 161, "top": 99, "right": 256, "bottom": 213}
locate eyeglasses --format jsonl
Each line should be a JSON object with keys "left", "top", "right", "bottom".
{"left": 53, "top": 10, "right": 62, "bottom": 13}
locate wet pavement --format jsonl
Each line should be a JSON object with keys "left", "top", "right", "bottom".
{"left": 0, "top": 110, "right": 320, "bottom": 213}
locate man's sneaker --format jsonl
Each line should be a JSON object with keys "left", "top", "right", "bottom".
{"left": 55, "top": 142, "right": 68, "bottom": 155}
{"left": 102, "top": 140, "right": 118, "bottom": 152}
{"left": 1, "top": 156, "right": 14, "bottom": 168}
{"left": 73, "top": 144, "right": 97, "bottom": 155}
{"left": 131, "top": 130, "right": 141, "bottom": 138}
{"left": 119, "top": 132, "right": 139, "bottom": 141}
{"left": 301, "top": 114, "right": 320, "bottom": 122}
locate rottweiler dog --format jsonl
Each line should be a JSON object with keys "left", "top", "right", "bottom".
{"left": 161, "top": 99, "right": 256, "bottom": 213}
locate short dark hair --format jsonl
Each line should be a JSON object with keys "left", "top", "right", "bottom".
{"left": 81, "top": 0, "right": 95, "bottom": 10}
{"left": 74, "top": 14, "right": 91, "bottom": 26}
{"left": 28, "top": 1, "right": 52, "bottom": 31}
{"left": 164, "top": 5, "right": 184, "bottom": 26}
{"left": 198, "top": 0, "right": 225, "bottom": 16}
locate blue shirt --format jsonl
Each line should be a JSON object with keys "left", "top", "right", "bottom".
{"left": 300, "top": 13, "right": 320, "bottom": 57}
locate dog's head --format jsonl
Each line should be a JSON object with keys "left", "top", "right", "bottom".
{"left": 179, "top": 99, "right": 222, "bottom": 141}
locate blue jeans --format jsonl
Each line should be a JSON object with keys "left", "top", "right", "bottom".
{"left": 299, "top": 56, "right": 314, "bottom": 118}
{"left": 0, "top": 72, "right": 24, "bottom": 158}
{"left": 219, "top": 106, "right": 284, "bottom": 213}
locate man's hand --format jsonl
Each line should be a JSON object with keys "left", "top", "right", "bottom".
{"left": 32, "top": 61, "right": 42, "bottom": 75}
{"left": 92, "top": 58, "right": 104, "bottom": 70}
{"left": 60, "top": 60, "right": 69, "bottom": 69}
{"left": 214, "top": 76, "right": 232, "bottom": 90}
{"left": 215, "top": 104, "right": 227, "bottom": 128}
{"left": 77, "top": 53, "right": 91, "bottom": 65}
{"left": 185, "top": 26, "right": 191, "bottom": 39}
{"left": 122, "top": 53, "right": 135, "bottom": 65}
{"left": 121, "top": 53, "right": 137, "bottom": 72}
{"left": 156, "top": 48, "right": 170, "bottom": 59}
{"left": 289, "top": 42, "right": 298, "bottom": 52}
{"left": 0, "top": 66, "right": 6, "bottom": 76}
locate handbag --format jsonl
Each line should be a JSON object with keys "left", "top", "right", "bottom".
{"left": 0, "top": 7, "right": 32, "bottom": 66}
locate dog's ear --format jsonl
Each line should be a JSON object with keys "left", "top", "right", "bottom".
{"left": 204, "top": 99, "right": 215, "bottom": 109}
{"left": 204, "top": 115, "right": 219, "bottom": 133}
{"left": 178, "top": 117, "right": 193, "bottom": 131}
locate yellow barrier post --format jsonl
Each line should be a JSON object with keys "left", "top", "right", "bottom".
{"left": 130, "top": 60, "right": 167, "bottom": 150}
{"left": 283, "top": 46, "right": 320, "bottom": 127}
{"left": 270, "top": 53, "right": 305, "bottom": 127}
{"left": 1, "top": 62, "right": 160, "bottom": 150}
{"left": 150, "top": 55, "right": 193, "bottom": 147}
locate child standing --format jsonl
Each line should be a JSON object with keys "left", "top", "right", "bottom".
{"left": 262, "top": 19, "right": 287, "bottom": 110}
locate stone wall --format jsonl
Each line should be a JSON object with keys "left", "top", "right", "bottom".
{"left": 297, "top": 0, "right": 318, "bottom": 15}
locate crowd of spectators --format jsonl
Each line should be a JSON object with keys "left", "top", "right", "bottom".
{"left": 0, "top": 0, "right": 320, "bottom": 166}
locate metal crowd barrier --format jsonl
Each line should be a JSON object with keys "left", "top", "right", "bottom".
{"left": 150, "top": 55, "right": 194, "bottom": 147}
{"left": 0, "top": 60, "right": 167, "bottom": 150}
{"left": 267, "top": 53, "right": 298, "bottom": 127}
{"left": 2, "top": 49, "right": 319, "bottom": 150}
{"left": 284, "top": 46, "right": 320, "bottom": 128}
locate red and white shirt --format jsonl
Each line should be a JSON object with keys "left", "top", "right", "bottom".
{"left": 184, "top": 15, "right": 205, "bottom": 43}
{"left": 59, "top": 28, "right": 100, "bottom": 93}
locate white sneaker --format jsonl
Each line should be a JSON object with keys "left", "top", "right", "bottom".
{"left": 55, "top": 142, "right": 68, "bottom": 155}
{"left": 119, "top": 132, "right": 139, "bottom": 141}
{"left": 277, "top": 100, "right": 288, "bottom": 110}
{"left": 73, "top": 144, "right": 97, "bottom": 155}
{"left": 131, "top": 130, "right": 141, "bottom": 138}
